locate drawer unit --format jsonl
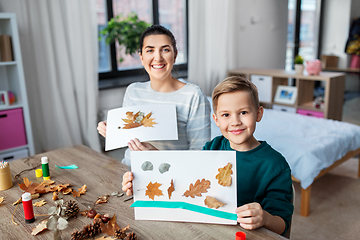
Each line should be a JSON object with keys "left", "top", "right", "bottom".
{"left": 272, "top": 104, "right": 296, "bottom": 113}
{"left": 0, "top": 148, "right": 28, "bottom": 161}
{"left": 297, "top": 109, "right": 324, "bottom": 118}
{"left": 250, "top": 75, "right": 272, "bottom": 103}
{"left": 0, "top": 108, "right": 27, "bottom": 151}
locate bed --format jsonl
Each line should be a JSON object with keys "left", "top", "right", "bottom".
{"left": 208, "top": 99, "right": 360, "bottom": 217}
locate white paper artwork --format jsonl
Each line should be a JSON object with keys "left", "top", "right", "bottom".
{"left": 105, "top": 104, "right": 178, "bottom": 151}
{"left": 131, "top": 150, "right": 237, "bottom": 225}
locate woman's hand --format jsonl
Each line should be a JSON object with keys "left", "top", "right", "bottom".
{"left": 122, "top": 171, "right": 134, "bottom": 196}
{"left": 128, "top": 138, "right": 158, "bottom": 151}
{"left": 97, "top": 121, "right": 107, "bottom": 138}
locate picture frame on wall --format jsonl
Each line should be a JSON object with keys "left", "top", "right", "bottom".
{"left": 274, "top": 85, "right": 297, "bottom": 105}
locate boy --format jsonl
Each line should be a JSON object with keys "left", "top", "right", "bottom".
{"left": 204, "top": 76, "right": 293, "bottom": 235}
{"left": 122, "top": 76, "right": 293, "bottom": 236}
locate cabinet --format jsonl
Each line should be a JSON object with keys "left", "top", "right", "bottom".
{"left": 228, "top": 68, "right": 345, "bottom": 121}
{"left": 0, "top": 13, "right": 34, "bottom": 159}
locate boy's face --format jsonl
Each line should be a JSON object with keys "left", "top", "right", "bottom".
{"left": 213, "top": 91, "right": 263, "bottom": 151}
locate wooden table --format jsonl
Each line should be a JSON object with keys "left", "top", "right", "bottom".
{"left": 0, "top": 145, "right": 287, "bottom": 239}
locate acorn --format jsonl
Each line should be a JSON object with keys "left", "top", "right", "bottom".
{"left": 101, "top": 214, "right": 110, "bottom": 223}
{"left": 87, "top": 209, "right": 97, "bottom": 218}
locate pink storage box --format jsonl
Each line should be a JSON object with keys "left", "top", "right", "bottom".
{"left": 0, "top": 108, "right": 27, "bottom": 151}
{"left": 297, "top": 109, "right": 324, "bottom": 118}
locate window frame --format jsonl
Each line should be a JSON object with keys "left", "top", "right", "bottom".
{"left": 99, "top": 0, "right": 189, "bottom": 90}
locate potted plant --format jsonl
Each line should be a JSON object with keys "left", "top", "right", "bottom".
{"left": 294, "top": 55, "right": 304, "bottom": 75}
{"left": 99, "top": 13, "right": 151, "bottom": 63}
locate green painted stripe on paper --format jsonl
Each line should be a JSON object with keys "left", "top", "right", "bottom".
{"left": 131, "top": 200, "right": 237, "bottom": 221}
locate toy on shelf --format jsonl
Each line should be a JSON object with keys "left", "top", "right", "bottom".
{"left": 0, "top": 91, "right": 15, "bottom": 106}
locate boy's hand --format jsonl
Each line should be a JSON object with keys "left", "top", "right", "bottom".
{"left": 97, "top": 121, "right": 107, "bottom": 138}
{"left": 235, "top": 202, "right": 266, "bottom": 230}
{"left": 122, "top": 171, "right": 134, "bottom": 196}
{"left": 128, "top": 138, "right": 158, "bottom": 151}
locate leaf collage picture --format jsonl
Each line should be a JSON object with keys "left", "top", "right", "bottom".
{"left": 131, "top": 151, "right": 237, "bottom": 225}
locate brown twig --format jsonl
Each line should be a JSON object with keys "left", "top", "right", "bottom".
{"left": 13, "top": 164, "right": 41, "bottom": 179}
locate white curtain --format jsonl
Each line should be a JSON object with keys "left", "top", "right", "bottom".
{"left": 0, "top": 0, "right": 101, "bottom": 153}
{"left": 188, "top": 0, "right": 238, "bottom": 96}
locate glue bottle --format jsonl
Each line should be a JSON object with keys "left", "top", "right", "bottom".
{"left": 41, "top": 156, "right": 50, "bottom": 180}
{"left": 22, "top": 192, "right": 35, "bottom": 223}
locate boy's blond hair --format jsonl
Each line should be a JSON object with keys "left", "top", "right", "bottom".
{"left": 212, "top": 76, "right": 260, "bottom": 113}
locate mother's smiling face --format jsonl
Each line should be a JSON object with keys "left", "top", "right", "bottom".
{"left": 139, "top": 34, "right": 177, "bottom": 82}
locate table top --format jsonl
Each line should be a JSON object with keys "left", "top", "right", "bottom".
{"left": 0, "top": 145, "right": 287, "bottom": 239}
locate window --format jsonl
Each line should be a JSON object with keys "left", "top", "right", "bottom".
{"left": 286, "top": 0, "right": 323, "bottom": 70}
{"left": 96, "top": 0, "right": 188, "bottom": 89}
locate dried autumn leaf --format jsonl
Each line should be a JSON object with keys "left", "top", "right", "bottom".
{"left": 122, "top": 118, "right": 134, "bottom": 124}
{"left": 204, "top": 196, "right": 226, "bottom": 209}
{"left": 123, "top": 122, "right": 142, "bottom": 129}
{"left": 167, "top": 179, "right": 175, "bottom": 199}
{"left": 216, "top": 163, "right": 233, "bottom": 187}
{"left": 101, "top": 214, "right": 120, "bottom": 236}
{"left": 145, "top": 182, "right": 163, "bottom": 200}
{"left": 62, "top": 188, "right": 72, "bottom": 195}
{"left": 78, "top": 185, "right": 87, "bottom": 194}
{"left": 19, "top": 177, "right": 38, "bottom": 194}
{"left": 0, "top": 197, "right": 4, "bottom": 204}
{"left": 33, "top": 199, "right": 47, "bottom": 207}
{"left": 184, "top": 179, "right": 211, "bottom": 198}
{"left": 143, "top": 112, "right": 152, "bottom": 119}
{"left": 31, "top": 220, "right": 48, "bottom": 235}
{"left": 72, "top": 190, "right": 81, "bottom": 198}
{"left": 95, "top": 195, "right": 110, "bottom": 204}
{"left": 142, "top": 117, "right": 157, "bottom": 127}
{"left": 132, "top": 111, "right": 140, "bottom": 121}
{"left": 126, "top": 111, "right": 133, "bottom": 120}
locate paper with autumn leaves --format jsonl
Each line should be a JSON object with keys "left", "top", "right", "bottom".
{"left": 131, "top": 151, "right": 237, "bottom": 225}
{"left": 105, "top": 104, "right": 178, "bottom": 151}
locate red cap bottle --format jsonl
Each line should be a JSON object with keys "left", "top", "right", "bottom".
{"left": 22, "top": 192, "right": 35, "bottom": 223}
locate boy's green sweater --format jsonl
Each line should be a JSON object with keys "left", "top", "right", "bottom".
{"left": 203, "top": 136, "right": 294, "bottom": 235}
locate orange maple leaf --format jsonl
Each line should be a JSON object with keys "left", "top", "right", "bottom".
{"left": 184, "top": 179, "right": 211, "bottom": 198}
{"left": 101, "top": 214, "right": 122, "bottom": 236}
{"left": 142, "top": 118, "right": 157, "bottom": 127}
{"left": 72, "top": 190, "right": 81, "bottom": 198}
{"left": 216, "top": 163, "right": 233, "bottom": 187}
{"left": 145, "top": 182, "right": 163, "bottom": 200}
{"left": 78, "top": 185, "right": 87, "bottom": 194}
{"left": 19, "top": 177, "right": 42, "bottom": 195}
{"left": 167, "top": 179, "right": 175, "bottom": 199}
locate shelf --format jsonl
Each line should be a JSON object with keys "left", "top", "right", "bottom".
{"left": 0, "top": 61, "right": 16, "bottom": 66}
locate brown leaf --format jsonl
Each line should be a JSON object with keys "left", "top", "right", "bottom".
{"left": 0, "top": 197, "right": 4, "bottom": 204}
{"left": 101, "top": 214, "right": 120, "bottom": 236}
{"left": 122, "top": 122, "right": 142, "bottom": 129}
{"left": 122, "top": 118, "right": 134, "bottom": 124}
{"left": 72, "top": 190, "right": 81, "bottom": 198}
{"left": 132, "top": 111, "right": 140, "bottom": 121}
{"left": 33, "top": 199, "right": 46, "bottom": 207}
{"left": 142, "top": 118, "right": 157, "bottom": 127}
{"left": 184, "top": 179, "right": 211, "bottom": 198}
{"left": 78, "top": 185, "right": 87, "bottom": 194}
{"left": 216, "top": 163, "right": 233, "bottom": 187}
{"left": 31, "top": 219, "right": 48, "bottom": 235}
{"left": 167, "top": 179, "right": 175, "bottom": 199}
{"left": 143, "top": 112, "right": 152, "bottom": 120}
{"left": 95, "top": 195, "right": 110, "bottom": 205}
{"left": 145, "top": 182, "right": 163, "bottom": 200}
{"left": 126, "top": 111, "right": 133, "bottom": 120}
{"left": 204, "top": 196, "right": 226, "bottom": 209}
{"left": 19, "top": 177, "right": 39, "bottom": 194}
{"left": 62, "top": 188, "right": 72, "bottom": 195}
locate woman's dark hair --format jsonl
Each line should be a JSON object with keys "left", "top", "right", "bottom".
{"left": 139, "top": 25, "right": 177, "bottom": 54}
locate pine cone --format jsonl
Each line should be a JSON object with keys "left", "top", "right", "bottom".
{"left": 70, "top": 229, "right": 83, "bottom": 240}
{"left": 65, "top": 200, "right": 80, "bottom": 218}
{"left": 114, "top": 229, "right": 127, "bottom": 239}
{"left": 82, "top": 221, "right": 102, "bottom": 238}
{"left": 125, "top": 232, "right": 137, "bottom": 240}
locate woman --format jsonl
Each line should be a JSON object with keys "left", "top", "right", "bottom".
{"left": 97, "top": 25, "right": 211, "bottom": 166}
